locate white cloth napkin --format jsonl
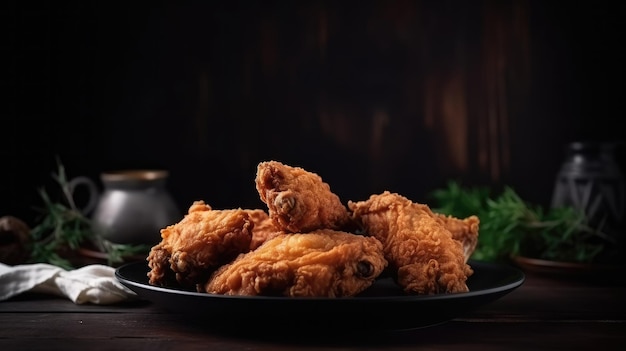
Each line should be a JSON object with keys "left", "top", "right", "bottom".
{"left": 0, "top": 263, "right": 137, "bottom": 305}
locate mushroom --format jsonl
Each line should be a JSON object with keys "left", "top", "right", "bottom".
{"left": 0, "top": 216, "right": 32, "bottom": 265}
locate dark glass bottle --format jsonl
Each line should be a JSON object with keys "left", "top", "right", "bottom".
{"left": 551, "top": 141, "right": 625, "bottom": 261}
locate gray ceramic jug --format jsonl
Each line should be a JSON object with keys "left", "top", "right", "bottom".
{"left": 69, "top": 170, "right": 182, "bottom": 248}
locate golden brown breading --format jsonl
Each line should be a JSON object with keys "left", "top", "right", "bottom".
{"left": 255, "top": 160, "right": 352, "bottom": 233}
{"left": 434, "top": 213, "right": 480, "bottom": 262}
{"left": 147, "top": 200, "right": 253, "bottom": 291}
{"left": 204, "top": 230, "right": 388, "bottom": 297}
{"left": 244, "top": 208, "right": 282, "bottom": 251}
{"left": 348, "top": 191, "right": 473, "bottom": 295}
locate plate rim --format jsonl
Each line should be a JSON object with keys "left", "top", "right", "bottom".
{"left": 115, "top": 259, "right": 525, "bottom": 302}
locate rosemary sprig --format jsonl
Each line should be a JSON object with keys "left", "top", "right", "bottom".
{"left": 28, "top": 160, "right": 150, "bottom": 269}
{"left": 95, "top": 237, "right": 151, "bottom": 266}
{"left": 430, "top": 181, "right": 613, "bottom": 263}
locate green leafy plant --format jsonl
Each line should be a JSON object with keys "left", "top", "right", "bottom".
{"left": 28, "top": 160, "right": 150, "bottom": 269}
{"left": 429, "top": 181, "right": 614, "bottom": 263}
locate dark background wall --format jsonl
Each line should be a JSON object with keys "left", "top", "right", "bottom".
{"left": 1, "top": 0, "right": 624, "bottom": 226}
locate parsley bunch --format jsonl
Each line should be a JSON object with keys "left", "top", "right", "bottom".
{"left": 430, "top": 181, "right": 614, "bottom": 263}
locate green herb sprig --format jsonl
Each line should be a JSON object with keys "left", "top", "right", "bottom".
{"left": 430, "top": 181, "right": 614, "bottom": 263}
{"left": 28, "top": 160, "right": 151, "bottom": 269}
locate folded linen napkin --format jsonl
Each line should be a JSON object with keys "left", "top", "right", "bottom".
{"left": 0, "top": 263, "right": 137, "bottom": 305}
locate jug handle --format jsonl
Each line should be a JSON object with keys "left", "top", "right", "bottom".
{"left": 67, "top": 176, "right": 99, "bottom": 215}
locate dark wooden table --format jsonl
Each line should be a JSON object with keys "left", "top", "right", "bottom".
{"left": 1, "top": 267, "right": 625, "bottom": 351}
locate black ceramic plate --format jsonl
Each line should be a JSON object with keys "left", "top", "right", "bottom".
{"left": 115, "top": 260, "right": 524, "bottom": 332}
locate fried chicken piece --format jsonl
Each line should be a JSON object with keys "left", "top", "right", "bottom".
{"left": 255, "top": 161, "right": 353, "bottom": 233}
{"left": 434, "top": 213, "right": 480, "bottom": 262}
{"left": 205, "top": 229, "right": 388, "bottom": 297}
{"left": 244, "top": 208, "right": 282, "bottom": 250}
{"left": 348, "top": 191, "right": 473, "bottom": 295}
{"left": 147, "top": 200, "right": 253, "bottom": 291}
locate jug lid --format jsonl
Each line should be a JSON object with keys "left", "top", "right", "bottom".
{"left": 100, "top": 170, "right": 169, "bottom": 182}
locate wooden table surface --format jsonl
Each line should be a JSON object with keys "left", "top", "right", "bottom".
{"left": 1, "top": 266, "right": 625, "bottom": 351}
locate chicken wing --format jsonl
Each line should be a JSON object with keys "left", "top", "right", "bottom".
{"left": 348, "top": 191, "right": 473, "bottom": 295}
{"left": 434, "top": 213, "right": 480, "bottom": 262}
{"left": 204, "top": 229, "right": 388, "bottom": 297}
{"left": 147, "top": 200, "right": 253, "bottom": 291}
{"left": 244, "top": 208, "right": 282, "bottom": 250}
{"left": 255, "top": 161, "right": 352, "bottom": 233}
